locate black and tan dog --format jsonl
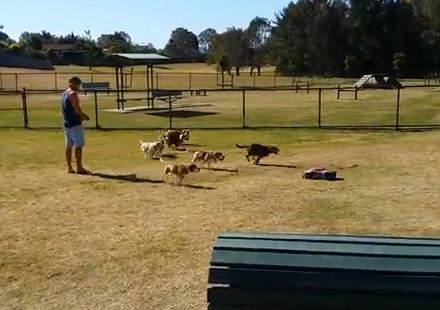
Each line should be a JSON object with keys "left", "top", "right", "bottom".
{"left": 162, "top": 129, "right": 190, "bottom": 149}
{"left": 236, "top": 143, "right": 279, "bottom": 164}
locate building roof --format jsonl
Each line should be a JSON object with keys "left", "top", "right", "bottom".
{"left": 114, "top": 53, "right": 170, "bottom": 60}
{"left": 94, "top": 53, "right": 171, "bottom": 67}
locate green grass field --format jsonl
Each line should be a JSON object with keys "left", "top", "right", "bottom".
{"left": 1, "top": 65, "right": 440, "bottom": 309}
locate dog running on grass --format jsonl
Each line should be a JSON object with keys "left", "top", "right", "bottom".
{"left": 236, "top": 143, "right": 279, "bottom": 164}
{"left": 162, "top": 129, "right": 190, "bottom": 149}
{"left": 190, "top": 151, "right": 225, "bottom": 168}
{"left": 139, "top": 140, "right": 165, "bottom": 159}
{"left": 160, "top": 158, "right": 200, "bottom": 185}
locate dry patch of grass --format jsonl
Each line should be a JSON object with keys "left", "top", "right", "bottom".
{"left": 1, "top": 129, "right": 440, "bottom": 309}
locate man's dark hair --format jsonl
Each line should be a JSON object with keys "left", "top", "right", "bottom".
{"left": 69, "top": 76, "right": 82, "bottom": 85}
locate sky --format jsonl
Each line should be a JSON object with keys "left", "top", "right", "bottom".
{"left": 1, "top": 0, "right": 291, "bottom": 48}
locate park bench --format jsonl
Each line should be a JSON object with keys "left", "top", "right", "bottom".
{"left": 151, "top": 89, "right": 182, "bottom": 101}
{"left": 190, "top": 89, "right": 207, "bottom": 96}
{"left": 208, "top": 232, "right": 440, "bottom": 310}
{"left": 82, "top": 82, "right": 111, "bottom": 95}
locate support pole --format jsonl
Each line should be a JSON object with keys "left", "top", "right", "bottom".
{"left": 242, "top": 90, "right": 247, "bottom": 128}
{"left": 115, "top": 67, "right": 120, "bottom": 110}
{"left": 54, "top": 73, "right": 58, "bottom": 92}
{"left": 15, "top": 73, "right": 19, "bottom": 92}
{"left": 355, "top": 86, "right": 358, "bottom": 100}
{"left": 318, "top": 88, "right": 322, "bottom": 128}
{"left": 168, "top": 95, "right": 173, "bottom": 129}
{"left": 94, "top": 91, "right": 100, "bottom": 129}
{"left": 22, "top": 87, "right": 29, "bottom": 128}
{"left": 337, "top": 84, "right": 341, "bottom": 99}
{"left": 395, "top": 87, "right": 401, "bottom": 131}
{"left": 120, "top": 66, "right": 125, "bottom": 111}
{"left": 189, "top": 73, "right": 192, "bottom": 90}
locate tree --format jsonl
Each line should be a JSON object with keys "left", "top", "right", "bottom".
{"left": 97, "top": 31, "right": 133, "bottom": 53}
{"left": 198, "top": 28, "right": 217, "bottom": 54}
{"left": 246, "top": 17, "right": 271, "bottom": 75}
{"left": 163, "top": 28, "right": 199, "bottom": 59}
{"left": 211, "top": 27, "right": 248, "bottom": 75}
{"left": 393, "top": 52, "right": 406, "bottom": 77}
{"left": 79, "top": 30, "right": 103, "bottom": 69}
{"left": 133, "top": 43, "right": 157, "bottom": 54}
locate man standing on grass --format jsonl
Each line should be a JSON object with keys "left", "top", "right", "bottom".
{"left": 61, "top": 76, "right": 90, "bottom": 174}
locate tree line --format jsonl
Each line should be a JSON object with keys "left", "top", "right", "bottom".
{"left": 1, "top": 0, "right": 439, "bottom": 76}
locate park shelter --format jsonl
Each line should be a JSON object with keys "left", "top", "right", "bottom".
{"left": 354, "top": 74, "right": 402, "bottom": 89}
{"left": 95, "top": 53, "right": 171, "bottom": 110}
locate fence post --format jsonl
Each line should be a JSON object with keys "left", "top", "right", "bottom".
{"left": 296, "top": 81, "right": 299, "bottom": 93}
{"left": 395, "top": 87, "right": 401, "bottom": 131}
{"left": 231, "top": 74, "right": 235, "bottom": 88}
{"left": 306, "top": 81, "right": 310, "bottom": 94}
{"left": 91, "top": 72, "right": 94, "bottom": 83}
{"left": 242, "top": 90, "right": 247, "bottom": 128}
{"left": 189, "top": 73, "right": 192, "bottom": 90}
{"left": 54, "top": 73, "right": 58, "bottom": 92}
{"left": 94, "top": 91, "right": 100, "bottom": 129}
{"left": 15, "top": 73, "right": 19, "bottom": 92}
{"left": 318, "top": 88, "right": 322, "bottom": 128}
{"left": 337, "top": 84, "right": 341, "bottom": 99}
{"left": 253, "top": 74, "right": 256, "bottom": 88}
{"left": 273, "top": 74, "right": 277, "bottom": 88}
{"left": 354, "top": 86, "right": 358, "bottom": 100}
{"left": 221, "top": 72, "right": 225, "bottom": 89}
{"left": 22, "top": 87, "right": 29, "bottom": 128}
{"left": 168, "top": 95, "right": 173, "bottom": 129}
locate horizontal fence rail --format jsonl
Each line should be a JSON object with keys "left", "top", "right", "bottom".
{"left": 1, "top": 84, "right": 439, "bottom": 130}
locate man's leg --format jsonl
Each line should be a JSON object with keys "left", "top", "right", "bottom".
{"left": 72, "top": 125, "right": 89, "bottom": 174}
{"left": 64, "top": 128, "right": 75, "bottom": 173}
{"left": 65, "top": 146, "right": 74, "bottom": 173}
{"left": 75, "top": 147, "right": 86, "bottom": 173}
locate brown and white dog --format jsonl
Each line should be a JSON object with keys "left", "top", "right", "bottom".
{"left": 190, "top": 151, "right": 225, "bottom": 168}
{"left": 139, "top": 140, "right": 164, "bottom": 159}
{"left": 160, "top": 158, "right": 200, "bottom": 185}
{"left": 162, "top": 129, "right": 190, "bottom": 148}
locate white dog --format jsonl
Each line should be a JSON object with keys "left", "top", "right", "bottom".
{"left": 139, "top": 140, "right": 164, "bottom": 159}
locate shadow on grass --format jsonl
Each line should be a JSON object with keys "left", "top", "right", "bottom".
{"left": 257, "top": 163, "right": 298, "bottom": 169}
{"left": 85, "top": 172, "right": 216, "bottom": 190}
{"left": 146, "top": 110, "right": 219, "bottom": 118}
{"left": 150, "top": 154, "right": 178, "bottom": 160}
{"left": 201, "top": 167, "right": 239, "bottom": 173}
{"left": 305, "top": 177, "right": 345, "bottom": 182}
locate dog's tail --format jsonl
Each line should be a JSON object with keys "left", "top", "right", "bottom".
{"left": 159, "top": 157, "right": 167, "bottom": 164}
{"left": 236, "top": 144, "right": 248, "bottom": 149}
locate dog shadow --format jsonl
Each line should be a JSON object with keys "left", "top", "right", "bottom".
{"left": 183, "top": 143, "right": 203, "bottom": 147}
{"left": 306, "top": 177, "right": 345, "bottom": 182}
{"left": 87, "top": 172, "right": 216, "bottom": 190}
{"left": 151, "top": 154, "right": 177, "bottom": 160}
{"left": 257, "top": 163, "right": 298, "bottom": 169}
{"left": 201, "top": 167, "right": 239, "bottom": 173}
{"left": 89, "top": 172, "right": 163, "bottom": 184}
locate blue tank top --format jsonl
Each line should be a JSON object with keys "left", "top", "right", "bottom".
{"left": 61, "top": 91, "right": 82, "bottom": 128}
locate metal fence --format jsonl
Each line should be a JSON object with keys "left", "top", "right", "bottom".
{"left": 1, "top": 84, "right": 439, "bottom": 130}
{"left": 0, "top": 70, "right": 365, "bottom": 92}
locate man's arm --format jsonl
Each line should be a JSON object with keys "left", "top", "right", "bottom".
{"left": 69, "top": 91, "right": 89, "bottom": 121}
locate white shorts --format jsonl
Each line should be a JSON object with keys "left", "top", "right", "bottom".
{"left": 64, "top": 125, "right": 85, "bottom": 148}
